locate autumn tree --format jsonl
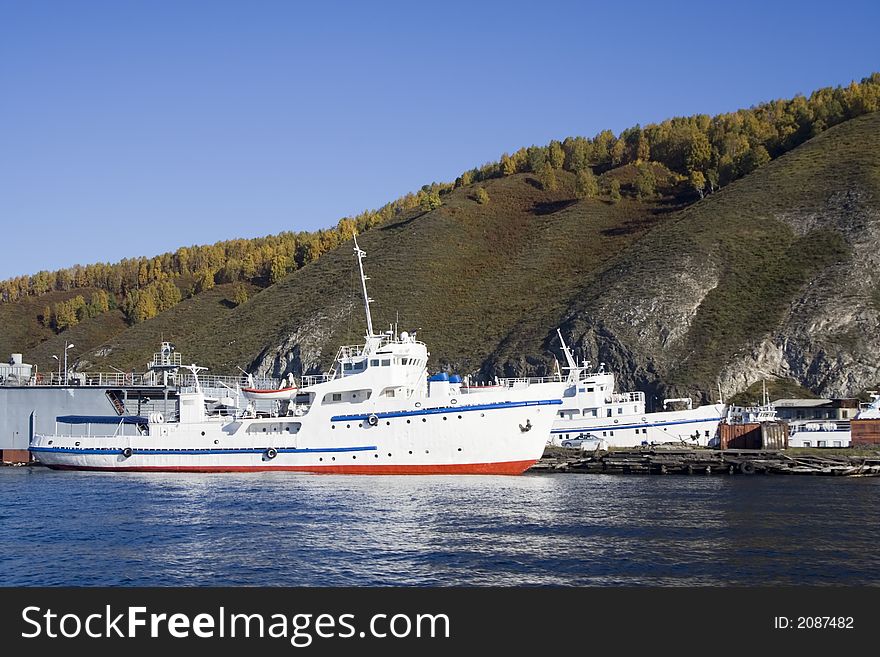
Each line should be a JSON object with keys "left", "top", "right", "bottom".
{"left": 608, "top": 178, "right": 622, "bottom": 203}
{"left": 474, "top": 187, "right": 490, "bottom": 204}
{"left": 231, "top": 282, "right": 249, "bottom": 306}
{"left": 634, "top": 164, "right": 656, "bottom": 200}
{"left": 689, "top": 170, "right": 707, "bottom": 199}
{"left": 575, "top": 169, "right": 599, "bottom": 199}
{"left": 536, "top": 161, "right": 557, "bottom": 191}
{"left": 548, "top": 140, "right": 565, "bottom": 169}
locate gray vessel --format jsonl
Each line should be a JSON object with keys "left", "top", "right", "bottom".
{"left": 0, "top": 342, "right": 279, "bottom": 463}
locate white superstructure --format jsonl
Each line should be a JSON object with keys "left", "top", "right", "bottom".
{"left": 30, "top": 237, "right": 567, "bottom": 475}
{"left": 544, "top": 331, "right": 725, "bottom": 449}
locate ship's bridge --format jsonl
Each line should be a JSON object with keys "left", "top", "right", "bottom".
{"left": 299, "top": 331, "right": 429, "bottom": 403}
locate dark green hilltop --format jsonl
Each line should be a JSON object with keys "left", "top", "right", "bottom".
{"left": 3, "top": 75, "right": 879, "bottom": 403}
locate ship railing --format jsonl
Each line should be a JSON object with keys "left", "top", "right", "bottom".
{"left": 301, "top": 373, "right": 336, "bottom": 387}
{"left": 17, "top": 371, "right": 280, "bottom": 390}
{"left": 610, "top": 392, "right": 645, "bottom": 404}
{"left": 178, "top": 373, "right": 280, "bottom": 391}
{"left": 789, "top": 420, "right": 852, "bottom": 434}
{"left": 495, "top": 375, "right": 566, "bottom": 387}
{"left": 149, "top": 352, "right": 182, "bottom": 368}
{"left": 335, "top": 344, "right": 367, "bottom": 360}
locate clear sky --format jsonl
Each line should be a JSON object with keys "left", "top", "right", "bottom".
{"left": 1, "top": 0, "right": 878, "bottom": 279}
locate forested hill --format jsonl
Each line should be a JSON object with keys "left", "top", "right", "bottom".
{"left": 3, "top": 75, "right": 880, "bottom": 400}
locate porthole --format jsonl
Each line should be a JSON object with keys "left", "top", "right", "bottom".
{"left": 415, "top": 402, "right": 421, "bottom": 408}
{"left": 262, "top": 428, "right": 267, "bottom": 432}
{"left": 457, "top": 448, "right": 462, "bottom": 452}
{"left": 443, "top": 416, "right": 447, "bottom": 421}
{"left": 480, "top": 413, "right": 485, "bottom": 417}
{"left": 353, "top": 455, "right": 356, "bottom": 460}
{"left": 408, "top": 450, "right": 412, "bottom": 454}
{"left": 457, "top": 415, "right": 462, "bottom": 419}
{"left": 450, "top": 399, "right": 458, "bottom": 405}
{"left": 346, "top": 424, "right": 350, "bottom": 429}
{"left": 75, "top": 442, "right": 80, "bottom": 447}
{"left": 374, "top": 454, "right": 379, "bottom": 458}
{"left": 387, "top": 453, "right": 392, "bottom": 457}
{"left": 201, "top": 431, "right": 206, "bottom": 436}
{"left": 332, "top": 457, "right": 336, "bottom": 461}
{"left": 422, "top": 418, "right": 427, "bottom": 423}
{"left": 386, "top": 421, "right": 390, "bottom": 426}
{"left": 406, "top": 419, "right": 411, "bottom": 424}
{"left": 214, "top": 440, "right": 219, "bottom": 445}
{"left": 319, "top": 457, "right": 323, "bottom": 462}
{"left": 425, "top": 450, "right": 429, "bottom": 454}
{"left": 332, "top": 425, "right": 336, "bottom": 429}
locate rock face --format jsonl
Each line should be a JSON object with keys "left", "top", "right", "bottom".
{"left": 720, "top": 190, "right": 880, "bottom": 397}
{"left": 541, "top": 115, "right": 880, "bottom": 401}
{"left": 248, "top": 305, "right": 349, "bottom": 379}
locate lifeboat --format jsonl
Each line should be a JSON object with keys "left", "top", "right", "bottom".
{"left": 241, "top": 385, "right": 298, "bottom": 401}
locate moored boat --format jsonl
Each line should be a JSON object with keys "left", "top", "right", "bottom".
{"left": 29, "top": 238, "right": 567, "bottom": 475}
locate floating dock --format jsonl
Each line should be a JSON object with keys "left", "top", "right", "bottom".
{"left": 532, "top": 447, "right": 880, "bottom": 476}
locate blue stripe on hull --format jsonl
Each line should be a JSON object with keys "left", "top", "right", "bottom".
{"left": 331, "top": 398, "right": 562, "bottom": 422}
{"left": 550, "top": 415, "right": 724, "bottom": 434}
{"left": 30, "top": 445, "right": 377, "bottom": 456}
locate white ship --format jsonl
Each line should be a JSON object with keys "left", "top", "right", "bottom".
{"left": 29, "top": 238, "right": 567, "bottom": 475}
{"left": 546, "top": 331, "right": 725, "bottom": 449}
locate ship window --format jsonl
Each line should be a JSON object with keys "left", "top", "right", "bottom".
{"left": 617, "top": 407, "right": 623, "bottom": 414}
{"left": 343, "top": 363, "right": 352, "bottom": 371}
{"left": 642, "top": 429, "right": 647, "bottom": 434}
{"left": 371, "top": 359, "right": 379, "bottom": 367}
{"left": 610, "top": 431, "right": 614, "bottom": 436}
{"left": 332, "top": 393, "right": 342, "bottom": 401}
{"left": 381, "top": 359, "right": 391, "bottom": 366}
{"left": 633, "top": 406, "right": 638, "bottom": 413}
{"left": 842, "top": 410, "right": 849, "bottom": 418}
{"left": 803, "top": 441, "right": 811, "bottom": 447}
{"left": 602, "top": 431, "right": 607, "bottom": 437}
{"left": 587, "top": 387, "right": 594, "bottom": 393}
{"left": 606, "top": 409, "right": 612, "bottom": 417}
{"left": 834, "top": 441, "right": 842, "bottom": 447}
{"left": 705, "top": 430, "right": 710, "bottom": 437}
{"left": 817, "top": 440, "right": 827, "bottom": 447}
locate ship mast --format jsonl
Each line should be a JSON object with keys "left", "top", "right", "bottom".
{"left": 353, "top": 234, "right": 375, "bottom": 337}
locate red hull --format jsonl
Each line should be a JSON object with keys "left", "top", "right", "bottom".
{"left": 45, "top": 458, "right": 538, "bottom": 475}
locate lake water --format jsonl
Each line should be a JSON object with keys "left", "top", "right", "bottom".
{"left": 1, "top": 467, "right": 878, "bottom": 586}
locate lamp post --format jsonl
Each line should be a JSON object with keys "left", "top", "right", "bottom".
{"left": 51, "top": 355, "right": 60, "bottom": 383}
{"left": 63, "top": 342, "right": 75, "bottom": 385}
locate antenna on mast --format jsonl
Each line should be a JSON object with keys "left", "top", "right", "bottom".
{"left": 353, "top": 234, "right": 375, "bottom": 337}
{"left": 556, "top": 328, "right": 578, "bottom": 372}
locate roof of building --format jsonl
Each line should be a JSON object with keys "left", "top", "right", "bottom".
{"left": 772, "top": 398, "right": 860, "bottom": 408}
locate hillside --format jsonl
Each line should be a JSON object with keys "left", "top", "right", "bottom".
{"left": 555, "top": 111, "right": 880, "bottom": 401}
{"left": 52, "top": 112, "right": 878, "bottom": 404}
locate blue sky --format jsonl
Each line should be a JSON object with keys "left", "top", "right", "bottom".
{"left": 1, "top": 0, "right": 878, "bottom": 279}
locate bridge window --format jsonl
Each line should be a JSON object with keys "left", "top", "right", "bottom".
{"left": 371, "top": 359, "right": 379, "bottom": 366}
{"left": 343, "top": 363, "right": 352, "bottom": 371}
{"left": 587, "top": 387, "right": 594, "bottom": 392}
{"left": 381, "top": 359, "right": 391, "bottom": 366}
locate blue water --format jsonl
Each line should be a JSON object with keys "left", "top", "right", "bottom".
{"left": 1, "top": 467, "right": 878, "bottom": 586}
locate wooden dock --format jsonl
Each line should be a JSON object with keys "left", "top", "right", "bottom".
{"left": 531, "top": 447, "right": 880, "bottom": 476}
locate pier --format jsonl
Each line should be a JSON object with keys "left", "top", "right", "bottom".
{"left": 532, "top": 446, "right": 880, "bottom": 476}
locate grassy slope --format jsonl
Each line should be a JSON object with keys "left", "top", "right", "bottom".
{"left": 564, "top": 112, "right": 879, "bottom": 393}
{"left": 6, "top": 112, "right": 878, "bottom": 396}
{"left": 84, "top": 170, "right": 675, "bottom": 374}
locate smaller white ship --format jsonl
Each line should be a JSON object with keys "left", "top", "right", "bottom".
{"left": 547, "top": 331, "right": 725, "bottom": 449}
